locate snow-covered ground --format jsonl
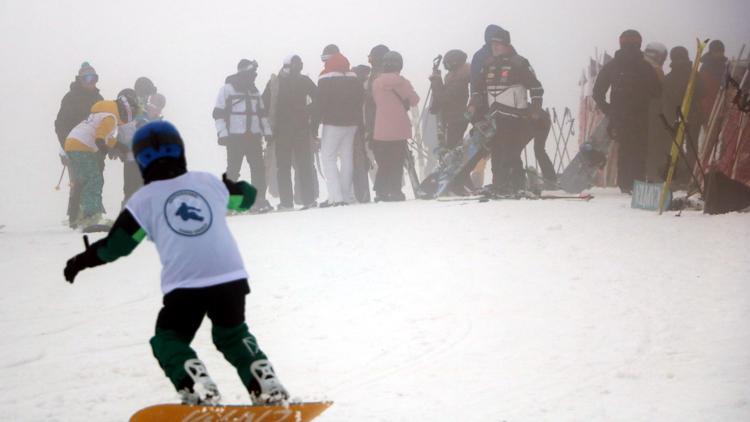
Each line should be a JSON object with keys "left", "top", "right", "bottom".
{"left": 1, "top": 189, "right": 749, "bottom": 421}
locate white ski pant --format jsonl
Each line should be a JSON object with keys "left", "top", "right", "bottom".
{"left": 321, "top": 125, "right": 357, "bottom": 203}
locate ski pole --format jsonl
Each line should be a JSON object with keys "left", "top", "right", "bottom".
{"left": 676, "top": 108, "right": 707, "bottom": 188}
{"left": 55, "top": 164, "right": 67, "bottom": 190}
{"left": 83, "top": 234, "right": 90, "bottom": 249}
{"left": 660, "top": 114, "right": 705, "bottom": 196}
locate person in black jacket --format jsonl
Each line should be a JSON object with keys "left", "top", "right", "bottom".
{"left": 54, "top": 62, "right": 104, "bottom": 227}
{"left": 317, "top": 51, "right": 365, "bottom": 207}
{"left": 593, "top": 30, "right": 662, "bottom": 193}
{"left": 470, "top": 25, "right": 545, "bottom": 194}
{"left": 262, "top": 55, "right": 318, "bottom": 210}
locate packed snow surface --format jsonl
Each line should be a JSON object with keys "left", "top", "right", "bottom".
{"left": 1, "top": 189, "right": 749, "bottom": 421}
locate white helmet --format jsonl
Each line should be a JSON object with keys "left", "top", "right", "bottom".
{"left": 645, "top": 42, "right": 668, "bottom": 66}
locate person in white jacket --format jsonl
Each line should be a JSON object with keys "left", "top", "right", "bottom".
{"left": 213, "top": 59, "right": 273, "bottom": 212}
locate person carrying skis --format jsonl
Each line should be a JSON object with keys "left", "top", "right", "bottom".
{"left": 63, "top": 121, "right": 289, "bottom": 406}
{"left": 317, "top": 49, "right": 365, "bottom": 207}
{"left": 63, "top": 91, "right": 139, "bottom": 228}
{"left": 430, "top": 49, "right": 470, "bottom": 151}
{"left": 262, "top": 55, "right": 319, "bottom": 211}
{"left": 593, "top": 29, "right": 662, "bottom": 193}
{"left": 213, "top": 59, "right": 273, "bottom": 212}
{"left": 55, "top": 62, "right": 104, "bottom": 228}
{"left": 469, "top": 25, "right": 545, "bottom": 194}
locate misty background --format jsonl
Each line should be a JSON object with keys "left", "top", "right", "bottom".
{"left": 0, "top": 0, "right": 747, "bottom": 228}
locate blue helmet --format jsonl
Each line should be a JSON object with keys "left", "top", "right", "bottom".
{"left": 132, "top": 121, "right": 186, "bottom": 182}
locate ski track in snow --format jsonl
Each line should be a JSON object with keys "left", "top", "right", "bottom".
{"left": 1, "top": 188, "right": 749, "bottom": 421}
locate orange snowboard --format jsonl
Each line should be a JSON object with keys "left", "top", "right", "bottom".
{"left": 130, "top": 401, "right": 333, "bottom": 422}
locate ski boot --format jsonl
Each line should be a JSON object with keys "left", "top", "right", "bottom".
{"left": 178, "top": 358, "right": 221, "bottom": 405}
{"left": 248, "top": 359, "right": 289, "bottom": 405}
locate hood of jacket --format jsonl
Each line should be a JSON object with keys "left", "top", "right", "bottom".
{"left": 321, "top": 52, "right": 351, "bottom": 75}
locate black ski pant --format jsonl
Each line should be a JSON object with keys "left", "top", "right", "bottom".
{"left": 443, "top": 118, "right": 469, "bottom": 150}
{"left": 274, "top": 129, "right": 316, "bottom": 208}
{"left": 352, "top": 128, "right": 372, "bottom": 203}
{"left": 612, "top": 114, "right": 648, "bottom": 193}
{"left": 225, "top": 134, "right": 268, "bottom": 203}
{"left": 372, "top": 140, "right": 407, "bottom": 199}
{"left": 122, "top": 160, "right": 143, "bottom": 208}
{"left": 150, "top": 279, "right": 269, "bottom": 393}
{"left": 490, "top": 117, "right": 533, "bottom": 191}
{"left": 532, "top": 112, "right": 557, "bottom": 181}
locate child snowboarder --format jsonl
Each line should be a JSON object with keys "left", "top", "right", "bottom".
{"left": 63, "top": 121, "right": 289, "bottom": 406}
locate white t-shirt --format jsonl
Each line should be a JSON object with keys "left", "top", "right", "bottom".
{"left": 126, "top": 171, "right": 248, "bottom": 294}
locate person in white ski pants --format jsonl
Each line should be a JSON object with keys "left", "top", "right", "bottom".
{"left": 321, "top": 125, "right": 357, "bottom": 203}
{"left": 317, "top": 50, "right": 365, "bottom": 206}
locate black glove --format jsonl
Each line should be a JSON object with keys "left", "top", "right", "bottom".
{"left": 64, "top": 253, "right": 86, "bottom": 284}
{"left": 64, "top": 235, "right": 102, "bottom": 284}
{"left": 218, "top": 136, "right": 229, "bottom": 146}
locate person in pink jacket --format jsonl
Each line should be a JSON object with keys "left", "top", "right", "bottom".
{"left": 371, "top": 51, "right": 420, "bottom": 201}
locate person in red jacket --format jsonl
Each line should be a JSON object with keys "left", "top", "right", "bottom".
{"left": 371, "top": 51, "right": 420, "bottom": 201}
{"left": 317, "top": 50, "right": 365, "bottom": 207}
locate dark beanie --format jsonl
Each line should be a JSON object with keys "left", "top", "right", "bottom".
{"left": 670, "top": 46, "right": 690, "bottom": 63}
{"left": 619, "top": 29, "right": 643, "bottom": 49}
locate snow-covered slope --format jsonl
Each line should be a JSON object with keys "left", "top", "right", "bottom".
{"left": 1, "top": 190, "right": 749, "bottom": 421}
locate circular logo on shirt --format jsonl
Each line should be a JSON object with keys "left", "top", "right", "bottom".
{"left": 164, "top": 190, "right": 213, "bottom": 236}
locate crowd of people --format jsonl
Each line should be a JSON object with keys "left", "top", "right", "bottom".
{"left": 593, "top": 32, "right": 731, "bottom": 193}
{"left": 54, "top": 25, "right": 736, "bottom": 227}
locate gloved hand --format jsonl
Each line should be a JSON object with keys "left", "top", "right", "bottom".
{"left": 94, "top": 138, "right": 107, "bottom": 151}
{"left": 428, "top": 70, "right": 442, "bottom": 84}
{"left": 64, "top": 253, "right": 86, "bottom": 284}
{"left": 59, "top": 152, "right": 69, "bottom": 166}
{"left": 218, "top": 137, "right": 229, "bottom": 146}
{"left": 312, "top": 137, "right": 321, "bottom": 153}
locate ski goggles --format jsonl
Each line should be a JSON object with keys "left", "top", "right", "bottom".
{"left": 135, "top": 144, "right": 183, "bottom": 168}
{"left": 81, "top": 74, "right": 99, "bottom": 84}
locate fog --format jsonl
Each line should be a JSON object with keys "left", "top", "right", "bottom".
{"left": 1, "top": 0, "right": 748, "bottom": 228}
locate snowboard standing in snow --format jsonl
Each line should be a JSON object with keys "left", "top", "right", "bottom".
{"left": 130, "top": 401, "right": 333, "bottom": 422}
{"left": 559, "top": 116, "right": 612, "bottom": 193}
{"left": 417, "top": 111, "right": 496, "bottom": 198}
{"left": 63, "top": 122, "right": 293, "bottom": 408}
